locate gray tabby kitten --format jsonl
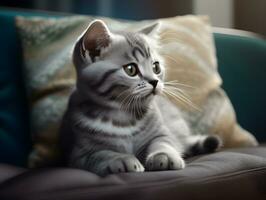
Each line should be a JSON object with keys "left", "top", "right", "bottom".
{"left": 59, "top": 20, "right": 221, "bottom": 176}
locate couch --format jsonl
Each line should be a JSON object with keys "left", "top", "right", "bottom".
{"left": 0, "top": 7, "right": 266, "bottom": 200}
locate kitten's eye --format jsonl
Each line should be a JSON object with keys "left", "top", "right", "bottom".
{"left": 153, "top": 62, "right": 161, "bottom": 74}
{"left": 123, "top": 63, "right": 138, "bottom": 77}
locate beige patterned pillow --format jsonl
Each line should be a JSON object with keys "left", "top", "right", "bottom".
{"left": 16, "top": 15, "right": 257, "bottom": 168}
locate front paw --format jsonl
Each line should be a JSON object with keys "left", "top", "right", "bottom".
{"left": 145, "top": 152, "right": 185, "bottom": 171}
{"left": 107, "top": 155, "right": 144, "bottom": 174}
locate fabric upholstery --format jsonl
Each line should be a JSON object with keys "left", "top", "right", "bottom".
{"left": 0, "top": 164, "right": 26, "bottom": 184}
{"left": 0, "top": 10, "right": 32, "bottom": 166}
{"left": 0, "top": 9, "right": 64, "bottom": 166}
{"left": 215, "top": 33, "right": 266, "bottom": 142}
{"left": 0, "top": 147, "right": 266, "bottom": 200}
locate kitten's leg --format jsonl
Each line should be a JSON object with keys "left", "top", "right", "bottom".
{"left": 145, "top": 135, "right": 185, "bottom": 171}
{"left": 70, "top": 149, "right": 144, "bottom": 176}
{"left": 184, "top": 135, "right": 222, "bottom": 157}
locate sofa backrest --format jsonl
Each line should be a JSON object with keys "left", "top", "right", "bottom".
{"left": 0, "top": 8, "right": 63, "bottom": 166}
{"left": 214, "top": 30, "right": 266, "bottom": 142}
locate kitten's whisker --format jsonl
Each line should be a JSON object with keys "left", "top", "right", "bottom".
{"left": 165, "top": 88, "right": 193, "bottom": 105}
{"left": 164, "top": 83, "right": 196, "bottom": 89}
{"left": 164, "top": 84, "right": 195, "bottom": 92}
{"left": 165, "top": 86, "right": 190, "bottom": 99}
{"left": 129, "top": 95, "right": 136, "bottom": 118}
{"left": 163, "top": 88, "right": 201, "bottom": 111}
{"left": 164, "top": 81, "right": 195, "bottom": 89}
{"left": 165, "top": 84, "right": 186, "bottom": 92}
{"left": 119, "top": 92, "right": 130, "bottom": 107}
{"left": 163, "top": 90, "right": 190, "bottom": 108}
{"left": 135, "top": 95, "right": 140, "bottom": 117}
{"left": 120, "top": 92, "right": 133, "bottom": 113}
{"left": 115, "top": 88, "right": 133, "bottom": 101}
{"left": 136, "top": 96, "right": 141, "bottom": 118}
{"left": 133, "top": 95, "right": 140, "bottom": 119}
{"left": 132, "top": 96, "right": 136, "bottom": 118}
{"left": 138, "top": 95, "right": 146, "bottom": 116}
{"left": 126, "top": 95, "right": 134, "bottom": 112}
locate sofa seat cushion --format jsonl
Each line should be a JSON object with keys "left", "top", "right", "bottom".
{"left": 0, "top": 147, "right": 266, "bottom": 200}
{"left": 0, "top": 164, "right": 26, "bottom": 184}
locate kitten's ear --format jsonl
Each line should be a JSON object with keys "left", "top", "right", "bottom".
{"left": 81, "top": 20, "right": 111, "bottom": 61}
{"left": 139, "top": 22, "right": 160, "bottom": 37}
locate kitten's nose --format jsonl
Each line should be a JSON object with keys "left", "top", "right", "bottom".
{"left": 148, "top": 80, "right": 158, "bottom": 88}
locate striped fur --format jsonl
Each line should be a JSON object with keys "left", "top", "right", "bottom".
{"left": 59, "top": 20, "right": 221, "bottom": 176}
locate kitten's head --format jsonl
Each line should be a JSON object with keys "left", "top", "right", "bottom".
{"left": 73, "top": 20, "right": 164, "bottom": 112}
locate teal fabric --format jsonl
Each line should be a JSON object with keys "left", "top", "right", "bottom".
{"left": 0, "top": 8, "right": 265, "bottom": 166}
{"left": 0, "top": 9, "right": 63, "bottom": 166}
{"left": 0, "top": 10, "right": 30, "bottom": 166}
{"left": 215, "top": 34, "right": 266, "bottom": 142}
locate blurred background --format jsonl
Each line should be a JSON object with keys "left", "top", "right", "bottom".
{"left": 1, "top": 0, "right": 266, "bottom": 36}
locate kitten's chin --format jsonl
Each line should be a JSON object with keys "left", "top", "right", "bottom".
{"left": 152, "top": 90, "right": 159, "bottom": 95}
{"left": 143, "top": 93, "right": 156, "bottom": 103}
{"left": 152, "top": 88, "right": 163, "bottom": 96}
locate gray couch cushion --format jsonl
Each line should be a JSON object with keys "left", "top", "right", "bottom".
{"left": 0, "top": 147, "right": 266, "bottom": 200}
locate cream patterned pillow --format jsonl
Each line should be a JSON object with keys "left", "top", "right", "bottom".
{"left": 16, "top": 15, "right": 257, "bottom": 168}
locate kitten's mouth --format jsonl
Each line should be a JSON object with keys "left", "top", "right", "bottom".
{"left": 144, "top": 90, "right": 157, "bottom": 98}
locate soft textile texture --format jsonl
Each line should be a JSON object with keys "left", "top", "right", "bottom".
{"left": 1, "top": 147, "right": 266, "bottom": 200}
{"left": 15, "top": 15, "right": 257, "bottom": 168}
{"left": 0, "top": 10, "right": 32, "bottom": 166}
